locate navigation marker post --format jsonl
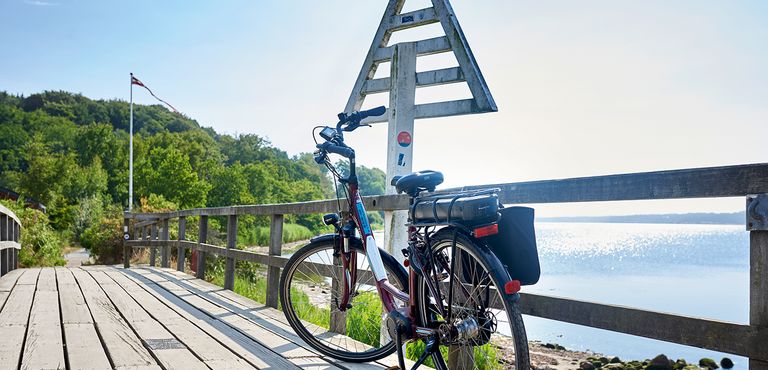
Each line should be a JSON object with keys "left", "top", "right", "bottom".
{"left": 345, "top": 0, "right": 497, "bottom": 266}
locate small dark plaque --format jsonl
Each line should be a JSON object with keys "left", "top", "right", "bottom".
{"left": 401, "top": 15, "right": 414, "bottom": 23}
{"left": 145, "top": 338, "right": 187, "bottom": 350}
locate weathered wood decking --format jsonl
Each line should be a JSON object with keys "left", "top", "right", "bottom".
{"left": 0, "top": 266, "right": 404, "bottom": 370}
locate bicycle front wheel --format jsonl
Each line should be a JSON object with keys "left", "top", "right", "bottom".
{"left": 415, "top": 229, "right": 530, "bottom": 370}
{"left": 279, "top": 236, "right": 408, "bottom": 362}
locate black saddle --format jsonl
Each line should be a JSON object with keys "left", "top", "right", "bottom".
{"left": 391, "top": 170, "right": 444, "bottom": 196}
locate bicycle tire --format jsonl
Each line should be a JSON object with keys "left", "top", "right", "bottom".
{"left": 415, "top": 228, "right": 530, "bottom": 370}
{"left": 279, "top": 236, "right": 408, "bottom": 362}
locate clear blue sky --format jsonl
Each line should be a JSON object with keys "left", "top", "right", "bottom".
{"left": 2, "top": 0, "right": 767, "bottom": 215}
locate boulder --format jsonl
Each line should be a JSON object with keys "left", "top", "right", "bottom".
{"left": 720, "top": 358, "right": 734, "bottom": 370}
{"left": 647, "top": 354, "right": 673, "bottom": 370}
{"left": 699, "top": 358, "right": 719, "bottom": 370}
{"left": 580, "top": 361, "right": 596, "bottom": 370}
{"left": 610, "top": 357, "right": 622, "bottom": 364}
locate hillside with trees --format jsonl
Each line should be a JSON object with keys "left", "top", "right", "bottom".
{"left": 0, "top": 90, "right": 384, "bottom": 265}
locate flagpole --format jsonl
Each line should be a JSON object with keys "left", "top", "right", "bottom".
{"left": 129, "top": 73, "right": 134, "bottom": 212}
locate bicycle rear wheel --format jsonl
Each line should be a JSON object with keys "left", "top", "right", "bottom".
{"left": 415, "top": 229, "right": 530, "bottom": 370}
{"left": 279, "top": 236, "right": 408, "bottom": 362}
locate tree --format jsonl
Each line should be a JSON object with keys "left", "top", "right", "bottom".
{"left": 136, "top": 147, "right": 211, "bottom": 209}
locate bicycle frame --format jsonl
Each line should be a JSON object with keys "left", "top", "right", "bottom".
{"left": 342, "top": 174, "right": 409, "bottom": 314}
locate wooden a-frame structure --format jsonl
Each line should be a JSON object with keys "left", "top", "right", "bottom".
{"left": 345, "top": 0, "right": 496, "bottom": 122}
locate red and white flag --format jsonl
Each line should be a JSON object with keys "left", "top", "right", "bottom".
{"left": 130, "top": 74, "right": 179, "bottom": 113}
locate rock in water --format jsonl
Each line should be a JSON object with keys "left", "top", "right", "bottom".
{"left": 647, "top": 354, "right": 673, "bottom": 370}
{"left": 699, "top": 358, "right": 719, "bottom": 370}
{"left": 720, "top": 358, "right": 734, "bottom": 369}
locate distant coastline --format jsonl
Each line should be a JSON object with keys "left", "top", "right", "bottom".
{"left": 537, "top": 212, "right": 743, "bottom": 225}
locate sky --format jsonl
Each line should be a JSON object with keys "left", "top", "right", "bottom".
{"left": 1, "top": 0, "right": 767, "bottom": 216}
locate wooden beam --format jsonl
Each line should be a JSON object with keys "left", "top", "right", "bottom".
{"left": 449, "top": 163, "right": 768, "bottom": 204}
{"left": 432, "top": 0, "right": 496, "bottom": 112}
{"left": 176, "top": 217, "right": 186, "bottom": 272}
{"left": 387, "top": 7, "right": 438, "bottom": 32}
{"left": 519, "top": 292, "right": 768, "bottom": 360}
{"left": 750, "top": 229, "right": 768, "bottom": 369}
{"left": 224, "top": 215, "right": 237, "bottom": 290}
{"left": 373, "top": 36, "right": 452, "bottom": 63}
{"left": 196, "top": 216, "right": 208, "bottom": 279}
{"left": 265, "top": 214, "right": 283, "bottom": 309}
{"left": 363, "top": 66, "right": 465, "bottom": 94}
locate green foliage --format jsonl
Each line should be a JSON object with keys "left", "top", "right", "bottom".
{"left": 335, "top": 160, "right": 386, "bottom": 196}
{"left": 1, "top": 200, "right": 65, "bottom": 267}
{"left": 79, "top": 204, "right": 124, "bottom": 264}
{"left": 0, "top": 90, "right": 386, "bottom": 264}
{"left": 240, "top": 223, "right": 315, "bottom": 246}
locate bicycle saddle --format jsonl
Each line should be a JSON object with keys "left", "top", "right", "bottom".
{"left": 391, "top": 170, "right": 444, "bottom": 196}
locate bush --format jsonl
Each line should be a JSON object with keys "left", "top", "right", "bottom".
{"left": 80, "top": 204, "right": 124, "bottom": 263}
{"left": 1, "top": 200, "right": 65, "bottom": 267}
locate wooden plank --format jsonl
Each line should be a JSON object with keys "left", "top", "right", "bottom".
{"left": 0, "top": 280, "right": 36, "bottom": 370}
{"left": 102, "top": 269, "right": 257, "bottom": 370}
{"left": 83, "top": 269, "right": 209, "bottom": 370}
{"left": 16, "top": 268, "right": 40, "bottom": 285}
{"left": 21, "top": 290, "right": 65, "bottom": 369}
{"left": 139, "top": 268, "right": 333, "bottom": 362}
{"left": 363, "top": 66, "right": 464, "bottom": 94}
{"left": 519, "top": 292, "right": 767, "bottom": 359}
{"left": 167, "top": 269, "right": 410, "bottom": 369}
{"left": 387, "top": 7, "right": 438, "bottom": 32}
{"left": 36, "top": 267, "right": 57, "bottom": 291}
{"left": 0, "top": 268, "right": 23, "bottom": 291}
{"left": 63, "top": 323, "right": 113, "bottom": 370}
{"left": 0, "top": 325, "right": 27, "bottom": 370}
{"left": 70, "top": 268, "right": 160, "bottom": 369}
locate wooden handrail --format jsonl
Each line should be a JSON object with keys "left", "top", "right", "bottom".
{"left": 123, "top": 162, "right": 768, "bottom": 366}
{"left": 0, "top": 205, "right": 21, "bottom": 277}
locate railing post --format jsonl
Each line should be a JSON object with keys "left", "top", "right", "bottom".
{"left": 747, "top": 195, "right": 768, "bottom": 370}
{"left": 177, "top": 216, "right": 186, "bottom": 272}
{"left": 161, "top": 218, "right": 170, "bottom": 268}
{"left": 149, "top": 222, "right": 158, "bottom": 267}
{"left": 196, "top": 216, "right": 208, "bottom": 279}
{"left": 265, "top": 214, "right": 283, "bottom": 308}
{"left": 224, "top": 214, "right": 237, "bottom": 290}
{"left": 123, "top": 214, "right": 130, "bottom": 268}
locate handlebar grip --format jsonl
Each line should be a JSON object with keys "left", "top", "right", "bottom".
{"left": 319, "top": 143, "right": 355, "bottom": 158}
{"left": 359, "top": 106, "right": 386, "bottom": 119}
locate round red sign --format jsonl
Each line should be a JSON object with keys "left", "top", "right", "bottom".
{"left": 397, "top": 131, "right": 411, "bottom": 147}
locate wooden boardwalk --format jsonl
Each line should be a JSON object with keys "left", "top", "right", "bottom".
{"left": 0, "top": 266, "right": 405, "bottom": 370}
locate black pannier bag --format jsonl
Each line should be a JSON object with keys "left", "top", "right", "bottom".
{"left": 485, "top": 207, "right": 540, "bottom": 285}
{"left": 410, "top": 193, "right": 499, "bottom": 226}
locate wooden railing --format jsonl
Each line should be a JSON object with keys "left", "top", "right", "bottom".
{"left": 124, "top": 163, "right": 768, "bottom": 370}
{"left": 0, "top": 204, "right": 21, "bottom": 277}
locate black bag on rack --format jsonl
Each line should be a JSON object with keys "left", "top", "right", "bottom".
{"left": 484, "top": 206, "right": 540, "bottom": 285}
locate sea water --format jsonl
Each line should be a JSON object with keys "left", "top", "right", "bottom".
{"left": 524, "top": 222, "right": 749, "bottom": 367}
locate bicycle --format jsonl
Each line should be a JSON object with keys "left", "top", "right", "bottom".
{"left": 279, "top": 106, "right": 540, "bottom": 370}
